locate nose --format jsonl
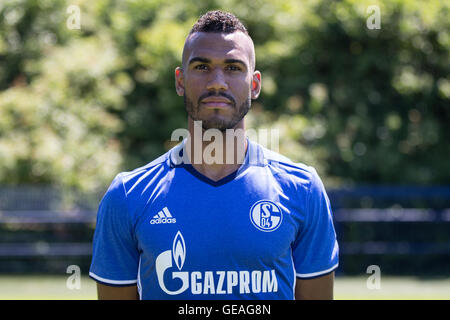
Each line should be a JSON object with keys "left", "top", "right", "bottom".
{"left": 206, "top": 68, "right": 228, "bottom": 92}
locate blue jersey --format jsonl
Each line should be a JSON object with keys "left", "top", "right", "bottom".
{"left": 89, "top": 139, "right": 339, "bottom": 299}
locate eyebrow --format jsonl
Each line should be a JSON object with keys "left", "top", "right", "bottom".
{"left": 188, "top": 57, "right": 247, "bottom": 69}
{"left": 224, "top": 58, "right": 247, "bottom": 68}
{"left": 188, "top": 57, "right": 210, "bottom": 65}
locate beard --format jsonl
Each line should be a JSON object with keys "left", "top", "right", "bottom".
{"left": 184, "top": 93, "right": 251, "bottom": 132}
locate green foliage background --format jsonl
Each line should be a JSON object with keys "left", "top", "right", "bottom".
{"left": 0, "top": 0, "right": 449, "bottom": 193}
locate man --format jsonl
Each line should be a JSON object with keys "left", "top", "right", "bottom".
{"left": 89, "top": 10, "right": 339, "bottom": 300}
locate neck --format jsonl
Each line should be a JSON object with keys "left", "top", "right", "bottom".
{"left": 185, "top": 119, "right": 248, "bottom": 181}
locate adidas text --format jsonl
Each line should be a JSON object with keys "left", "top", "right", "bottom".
{"left": 150, "top": 217, "right": 176, "bottom": 224}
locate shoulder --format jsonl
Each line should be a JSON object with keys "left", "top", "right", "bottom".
{"left": 105, "top": 148, "right": 174, "bottom": 200}
{"left": 258, "top": 143, "right": 321, "bottom": 190}
{"left": 119, "top": 150, "right": 173, "bottom": 191}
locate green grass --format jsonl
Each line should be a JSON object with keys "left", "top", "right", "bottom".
{"left": 0, "top": 275, "right": 97, "bottom": 300}
{"left": 0, "top": 275, "right": 448, "bottom": 299}
{"left": 334, "top": 276, "right": 450, "bottom": 300}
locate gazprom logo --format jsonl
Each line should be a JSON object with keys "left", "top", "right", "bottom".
{"left": 172, "top": 231, "right": 186, "bottom": 270}
{"left": 155, "top": 231, "right": 189, "bottom": 295}
{"left": 155, "top": 231, "right": 278, "bottom": 296}
{"left": 249, "top": 200, "right": 283, "bottom": 232}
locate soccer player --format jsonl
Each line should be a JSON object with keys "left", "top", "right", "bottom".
{"left": 89, "top": 10, "right": 339, "bottom": 300}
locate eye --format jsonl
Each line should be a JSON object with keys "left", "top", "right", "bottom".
{"left": 194, "top": 64, "right": 209, "bottom": 71}
{"left": 226, "top": 65, "right": 242, "bottom": 71}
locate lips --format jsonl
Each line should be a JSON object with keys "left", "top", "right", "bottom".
{"left": 201, "top": 97, "right": 233, "bottom": 109}
{"left": 202, "top": 97, "right": 231, "bottom": 103}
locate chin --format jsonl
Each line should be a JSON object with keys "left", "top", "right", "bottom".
{"left": 201, "top": 120, "right": 231, "bottom": 131}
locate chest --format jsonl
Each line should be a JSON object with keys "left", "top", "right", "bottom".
{"left": 133, "top": 176, "right": 306, "bottom": 269}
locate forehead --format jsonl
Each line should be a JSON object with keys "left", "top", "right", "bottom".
{"left": 183, "top": 31, "right": 254, "bottom": 66}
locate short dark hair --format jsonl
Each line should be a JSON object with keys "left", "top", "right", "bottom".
{"left": 189, "top": 10, "right": 249, "bottom": 36}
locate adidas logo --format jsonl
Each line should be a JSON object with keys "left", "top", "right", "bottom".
{"left": 150, "top": 207, "right": 176, "bottom": 225}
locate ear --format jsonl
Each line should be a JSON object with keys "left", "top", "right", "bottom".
{"left": 175, "top": 67, "right": 184, "bottom": 96}
{"left": 251, "top": 71, "right": 261, "bottom": 100}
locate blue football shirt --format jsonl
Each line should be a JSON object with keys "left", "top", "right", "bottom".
{"left": 89, "top": 139, "right": 339, "bottom": 299}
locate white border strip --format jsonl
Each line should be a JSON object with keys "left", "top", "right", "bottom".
{"left": 296, "top": 263, "right": 339, "bottom": 278}
{"left": 137, "top": 257, "right": 142, "bottom": 300}
{"left": 290, "top": 248, "right": 296, "bottom": 300}
{"left": 89, "top": 272, "right": 138, "bottom": 285}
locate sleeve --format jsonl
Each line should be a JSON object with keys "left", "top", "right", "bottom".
{"left": 89, "top": 173, "right": 140, "bottom": 286}
{"left": 292, "top": 167, "right": 339, "bottom": 279}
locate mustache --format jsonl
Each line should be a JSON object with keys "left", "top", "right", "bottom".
{"left": 197, "top": 91, "right": 236, "bottom": 107}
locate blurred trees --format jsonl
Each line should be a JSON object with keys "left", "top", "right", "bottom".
{"left": 0, "top": 0, "right": 448, "bottom": 193}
